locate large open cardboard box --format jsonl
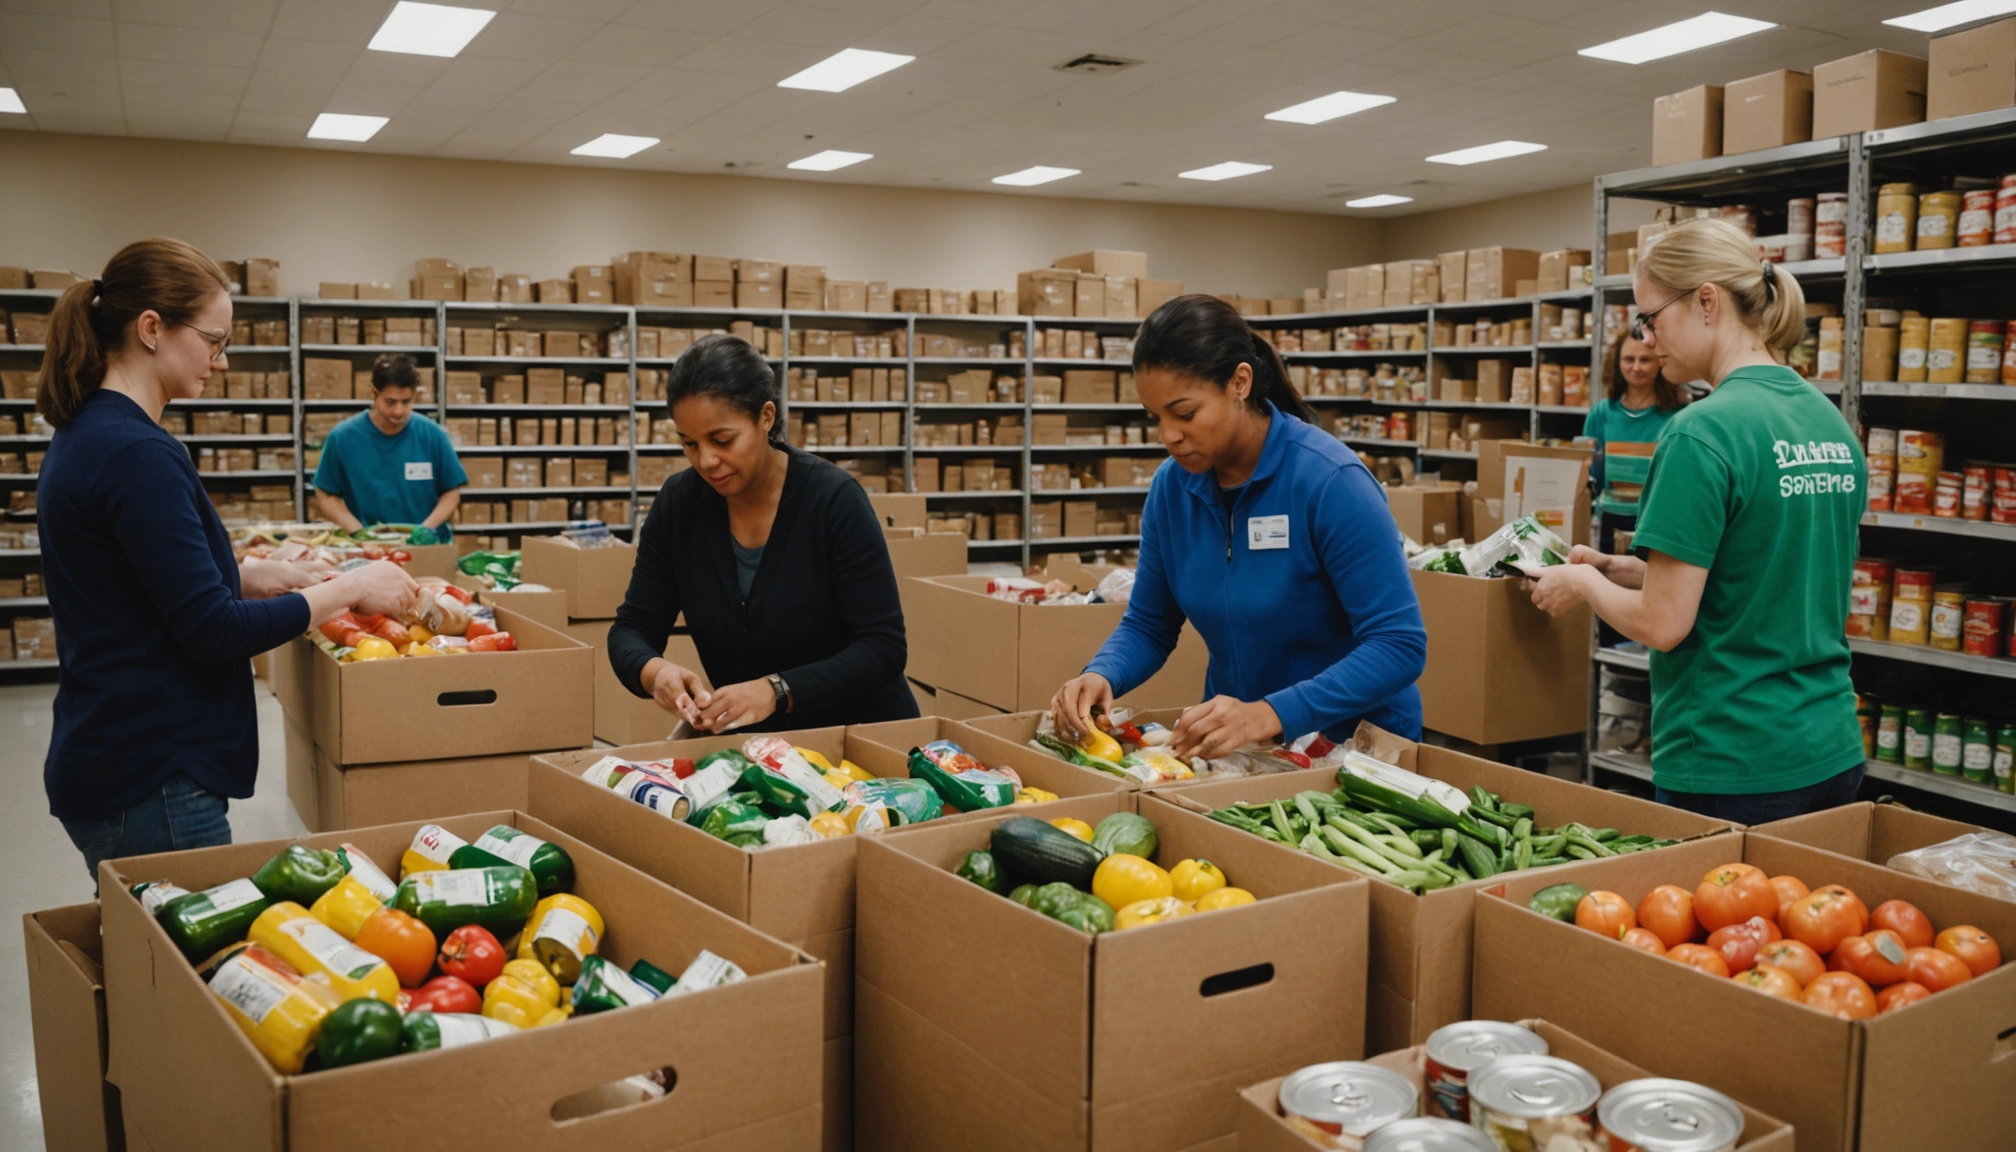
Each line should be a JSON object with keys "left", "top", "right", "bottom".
{"left": 1474, "top": 833, "right": 2016, "bottom": 1152}
{"left": 402, "top": 542, "right": 461, "bottom": 581}
{"left": 281, "top": 712, "right": 568, "bottom": 832}
{"left": 1148, "top": 725, "right": 1730, "bottom": 1053}
{"left": 1751, "top": 800, "right": 1986, "bottom": 876}
{"left": 957, "top": 707, "right": 1197, "bottom": 791}
{"left": 100, "top": 811, "right": 824, "bottom": 1152}
{"left": 25, "top": 903, "right": 124, "bottom": 1152}
{"left": 562, "top": 618, "right": 712, "bottom": 747}
{"left": 855, "top": 796, "right": 1368, "bottom": 1152}
{"left": 519, "top": 534, "right": 636, "bottom": 620}
{"left": 1412, "top": 568, "right": 1591, "bottom": 744}
{"left": 1473, "top": 440, "right": 1592, "bottom": 547}
{"left": 1237, "top": 1019, "right": 1794, "bottom": 1152}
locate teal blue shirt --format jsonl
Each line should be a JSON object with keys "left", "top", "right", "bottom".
{"left": 311, "top": 412, "right": 468, "bottom": 526}
{"left": 1583, "top": 396, "right": 1680, "bottom": 515}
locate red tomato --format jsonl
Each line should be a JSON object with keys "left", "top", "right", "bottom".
{"left": 1869, "top": 899, "right": 1935, "bottom": 949}
{"left": 1814, "top": 883, "right": 1869, "bottom": 924}
{"left": 406, "top": 974, "right": 481, "bottom": 1015}
{"left": 1621, "top": 928, "right": 1668, "bottom": 957}
{"left": 1835, "top": 929, "right": 1911, "bottom": 987}
{"left": 1735, "top": 964, "right": 1803, "bottom": 1002}
{"left": 1668, "top": 943, "right": 1732, "bottom": 979}
{"left": 1637, "top": 885, "right": 1699, "bottom": 949}
{"left": 1706, "top": 916, "right": 1772, "bottom": 974}
{"left": 1576, "top": 891, "right": 1637, "bottom": 939}
{"left": 1802, "top": 971, "right": 1877, "bottom": 1020}
{"left": 362, "top": 545, "right": 387, "bottom": 560}
{"left": 463, "top": 620, "right": 497, "bottom": 640}
{"left": 1877, "top": 981, "right": 1932, "bottom": 1013}
{"left": 438, "top": 925, "right": 507, "bottom": 987}
{"left": 1758, "top": 939, "right": 1826, "bottom": 987}
{"left": 1785, "top": 887, "right": 1869, "bottom": 955}
{"left": 1695, "top": 864, "right": 1778, "bottom": 932}
{"left": 1769, "top": 875, "right": 1811, "bottom": 927}
{"left": 1906, "top": 946, "right": 1973, "bottom": 993}
{"left": 467, "top": 631, "right": 516, "bottom": 653}
{"left": 1934, "top": 926, "right": 2002, "bottom": 977}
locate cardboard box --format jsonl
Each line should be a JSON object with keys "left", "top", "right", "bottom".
{"left": 1237, "top": 1020, "right": 1793, "bottom": 1152}
{"left": 520, "top": 534, "right": 636, "bottom": 619}
{"left": 1813, "top": 50, "right": 1926, "bottom": 138}
{"left": 1928, "top": 15, "right": 2016, "bottom": 121}
{"left": 614, "top": 252, "right": 693, "bottom": 308}
{"left": 1072, "top": 274, "right": 1104, "bottom": 318}
{"left": 1475, "top": 833, "right": 2016, "bottom": 1152}
{"left": 1464, "top": 248, "right": 1539, "bottom": 302}
{"left": 281, "top": 713, "right": 547, "bottom": 833}
{"left": 1412, "top": 568, "right": 1591, "bottom": 745}
{"left": 856, "top": 798, "right": 1368, "bottom": 1152}
{"left": 1135, "top": 278, "right": 1182, "bottom": 316}
{"left": 866, "top": 493, "right": 927, "bottom": 530}
{"left": 927, "top": 686, "right": 1001, "bottom": 720}
{"left": 242, "top": 258, "right": 279, "bottom": 297}
{"left": 1435, "top": 252, "right": 1466, "bottom": 303}
{"left": 1053, "top": 250, "right": 1148, "bottom": 279}
{"left": 1723, "top": 69, "right": 1813, "bottom": 154}
{"left": 25, "top": 903, "right": 123, "bottom": 1152}
{"left": 1535, "top": 250, "right": 1591, "bottom": 294}
{"left": 1385, "top": 483, "right": 1462, "bottom": 545}
{"left": 1477, "top": 439, "right": 1590, "bottom": 547}
{"left": 1653, "top": 84, "right": 1724, "bottom": 166}
{"left": 1019, "top": 270, "right": 1076, "bottom": 317}
{"left": 1155, "top": 723, "right": 1729, "bottom": 1052}
{"left": 1749, "top": 800, "right": 1982, "bottom": 871}
{"left": 102, "top": 812, "right": 823, "bottom": 1152}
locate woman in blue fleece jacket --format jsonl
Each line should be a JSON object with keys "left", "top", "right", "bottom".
{"left": 1052, "top": 295, "right": 1427, "bottom": 759}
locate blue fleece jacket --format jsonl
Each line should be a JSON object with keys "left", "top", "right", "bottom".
{"left": 1084, "top": 404, "right": 1426, "bottom": 741}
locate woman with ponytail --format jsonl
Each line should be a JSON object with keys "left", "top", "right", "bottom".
{"left": 1051, "top": 294, "right": 1426, "bottom": 757}
{"left": 38, "top": 238, "right": 418, "bottom": 880}
{"left": 1531, "top": 218, "right": 1866, "bottom": 821}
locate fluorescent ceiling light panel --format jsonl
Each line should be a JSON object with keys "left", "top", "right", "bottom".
{"left": 307, "top": 113, "right": 388, "bottom": 142}
{"left": 1426, "top": 140, "right": 1547, "bottom": 165}
{"left": 0, "top": 88, "right": 25, "bottom": 114}
{"left": 1265, "top": 90, "right": 1396, "bottom": 125}
{"left": 1346, "top": 194, "right": 1413, "bottom": 208}
{"left": 789, "top": 149, "right": 873, "bottom": 171}
{"left": 993, "top": 165, "right": 1080, "bottom": 186}
{"left": 1179, "top": 161, "right": 1272, "bottom": 181}
{"left": 778, "top": 48, "right": 915, "bottom": 93}
{"left": 1885, "top": 0, "right": 2016, "bottom": 32}
{"left": 572, "top": 133, "right": 660, "bottom": 158}
{"left": 1579, "top": 11, "right": 1774, "bottom": 64}
{"left": 368, "top": 2, "right": 495, "bottom": 58}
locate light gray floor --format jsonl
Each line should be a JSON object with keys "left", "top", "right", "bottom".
{"left": 2, "top": 679, "right": 304, "bottom": 1152}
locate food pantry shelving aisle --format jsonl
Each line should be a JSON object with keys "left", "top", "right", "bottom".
{"left": 298, "top": 296, "right": 441, "bottom": 531}
{"left": 1587, "top": 104, "right": 2016, "bottom": 824}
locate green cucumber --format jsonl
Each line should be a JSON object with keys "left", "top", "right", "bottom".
{"left": 989, "top": 816, "right": 1102, "bottom": 890}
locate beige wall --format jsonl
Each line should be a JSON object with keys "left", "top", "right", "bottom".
{"left": 0, "top": 132, "right": 1382, "bottom": 301}
{"left": 1380, "top": 184, "right": 1656, "bottom": 264}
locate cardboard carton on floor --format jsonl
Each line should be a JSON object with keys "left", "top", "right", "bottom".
{"left": 1412, "top": 568, "right": 1591, "bottom": 745}
{"left": 1474, "top": 834, "right": 2016, "bottom": 1152}
{"left": 520, "top": 534, "right": 636, "bottom": 619}
{"left": 1237, "top": 1020, "right": 1794, "bottom": 1152}
{"left": 281, "top": 712, "right": 558, "bottom": 832}
{"left": 1750, "top": 800, "right": 1985, "bottom": 875}
{"left": 101, "top": 812, "right": 823, "bottom": 1152}
{"left": 1928, "top": 15, "right": 2016, "bottom": 122}
{"left": 1149, "top": 724, "right": 1729, "bottom": 1053}
{"left": 855, "top": 796, "right": 1367, "bottom": 1152}
{"left": 25, "top": 903, "right": 124, "bottom": 1152}
{"left": 903, "top": 574, "right": 1207, "bottom": 713}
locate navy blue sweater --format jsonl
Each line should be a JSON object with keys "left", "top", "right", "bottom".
{"left": 1084, "top": 404, "right": 1427, "bottom": 741}
{"left": 38, "top": 390, "right": 309, "bottom": 821}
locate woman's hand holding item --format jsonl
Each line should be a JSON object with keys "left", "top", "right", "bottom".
{"left": 1171, "top": 695, "right": 1281, "bottom": 760}
{"left": 343, "top": 560, "right": 422, "bottom": 618}
{"left": 239, "top": 557, "right": 319, "bottom": 601}
{"left": 649, "top": 661, "right": 711, "bottom": 725}
{"left": 691, "top": 678, "right": 776, "bottom": 732}
{"left": 1050, "top": 672, "right": 1115, "bottom": 741}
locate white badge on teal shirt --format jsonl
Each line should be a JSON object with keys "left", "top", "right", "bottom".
{"left": 1247, "top": 515, "right": 1289, "bottom": 550}
{"left": 405, "top": 461, "right": 434, "bottom": 481}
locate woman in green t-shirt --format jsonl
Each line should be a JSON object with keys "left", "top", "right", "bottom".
{"left": 1584, "top": 332, "right": 1686, "bottom": 551}
{"left": 1532, "top": 218, "right": 1866, "bottom": 823}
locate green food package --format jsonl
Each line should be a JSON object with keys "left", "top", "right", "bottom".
{"left": 391, "top": 866, "right": 538, "bottom": 936}
{"left": 908, "top": 743, "right": 1018, "bottom": 811}
{"left": 159, "top": 879, "right": 273, "bottom": 962}
{"left": 250, "top": 844, "right": 349, "bottom": 906}
{"left": 699, "top": 795, "right": 772, "bottom": 847}
{"left": 455, "top": 550, "right": 522, "bottom": 590}
{"left": 449, "top": 824, "right": 575, "bottom": 897}
{"left": 629, "top": 958, "right": 678, "bottom": 996}
{"left": 738, "top": 758, "right": 843, "bottom": 820}
{"left": 842, "top": 778, "right": 944, "bottom": 825}
{"left": 399, "top": 1011, "right": 518, "bottom": 1054}
{"left": 570, "top": 954, "right": 662, "bottom": 1015}
{"left": 957, "top": 850, "right": 1006, "bottom": 893}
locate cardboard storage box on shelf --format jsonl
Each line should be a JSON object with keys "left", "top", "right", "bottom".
{"left": 1812, "top": 49, "right": 1927, "bottom": 138}
{"left": 1928, "top": 15, "right": 2016, "bottom": 121}
{"left": 1474, "top": 834, "right": 2016, "bottom": 1152}
{"left": 1019, "top": 269, "right": 1077, "bottom": 317}
{"left": 100, "top": 812, "right": 823, "bottom": 1152}
{"left": 1536, "top": 249, "right": 1591, "bottom": 293}
{"left": 1412, "top": 568, "right": 1591, "bottom": 745}
{"left": 1152, "top": 723, "right": 1730, "bottom": 1053}
{"left": 1464, "top": 248, "right": 1538, "bottom": 302}
{"left": 1237, "top": 1019, "right": 1793, "bottom": 1152}
{"left": 1386, "top": 482, "right": 1462, "bottom": 545}
{"left": 866, "top": 492, "right": 926, "bottom": 530}
{"left": 856, "top": 797, "right": 1368, "bottom": 1152}
{"left": 1750, "top": 800, "right": 1984, "bottom": 872}
{"left": 25, "top": 903, "right": 123, "bottom": 1152}
{"left": 1653, "top": 84, "right": 1724, "bottom": 166}
{"left": 1723, "top": 69, "right": 1813, "bottom": 154}
{"left": 614, "top": 252, "right": 692, "bottom": 308}
{"left": 903, "top": 573, "right": 1209, "bottom": 714}
{"left": 1136, "top": 278, "right": 1182, "bottom": 315}
{"left": 1053, "top": 250, "right": 1148, "bottom": 278}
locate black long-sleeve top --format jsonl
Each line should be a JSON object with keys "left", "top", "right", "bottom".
{"left": 608, "top": 446, "right": 916, "bottom": 731}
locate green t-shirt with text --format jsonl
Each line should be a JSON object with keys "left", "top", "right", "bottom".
{"left": 1631, "top": 365, "right": 1866, "bottom": 795}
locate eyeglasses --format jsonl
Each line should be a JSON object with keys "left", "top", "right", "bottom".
{"left": 166, "top": 315, "right": 230, "bottom": 360}
{"left": 1629, "top": 286, "right": 1697, "bottom": 342}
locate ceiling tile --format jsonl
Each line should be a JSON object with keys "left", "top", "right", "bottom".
{"left": 509, "top": 0, "right": 634, "bottom": 19}
{"left": 737, "top": 3, "right": 899, "bottom": 49}
{"left": 27, "top": 114, "right": 126, "bottom": 134}
{"left": 505, "top": 59, "right": 650, "bottom": 108}
{"left": 122, "top": 111, "right": 232, "bottom": 140}
{"left": 323, "top": 74, "right": 427, "bottom": 116}
{"left": 615, "top": 0, "right": 780, "bottom": 36}
{"left": 111, "top": 0, "right": 278, "bottom": 30}
{"left": 569, "top": 22, "right": 711, "bottom": 67}
{"left": 18, "top": 81, "right": 124, "bottom": 117}
{"left": 116, "top": 22, "right": 266, "bottom": 67}
{"left": 268, "top": 0, "right": 384, "bottom": 42}
{"left": 239, "top": 69, "right": 342, "bottom": 114}
{"left": 254, "top": 36, "right": 357, "bottom": 77}
{"left": 409, "top": 57, "right": 545, "bottom": 111}
{"left": 0, "top": 11, "right": 115, "bottom": 53}
{"left": 120, "top": 58, "right": 250, "bottom": 97}
{"left": 460, "top": 12, "right": 603, "bottom": 61}
{"left": 2, "top": 48, "right": 121, "bottom": 84}
{"left": 2, "top": 0, "right": 114, "bottom": 16}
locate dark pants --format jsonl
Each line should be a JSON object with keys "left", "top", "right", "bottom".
{"left": 1656, "top": 765, "right": 1865, "bottom": 826}
{"left": 58, "top": 772, "right": 232, "bottom": 890}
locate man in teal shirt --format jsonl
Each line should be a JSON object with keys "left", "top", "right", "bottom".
{"left": 313, "top": 354, "right": 466, "bottom": 540}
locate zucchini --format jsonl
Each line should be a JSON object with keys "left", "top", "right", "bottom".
{"left": 1090, "top": 812, "right": 1157, "bottom": 859}
{"left": 989, "top": 817, "right": 1102, "bottom": 890}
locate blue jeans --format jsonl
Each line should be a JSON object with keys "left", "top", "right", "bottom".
{"left": 1656, "top": 765, "right": 1865, "bottom": 826}
{"left": 59, "top": 773, "right": 232, "bottom": 891}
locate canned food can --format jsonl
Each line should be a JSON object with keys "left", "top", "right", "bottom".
{"left": 1928, "top": 320, "right": 1969, "bottom": 384}
{"left": 1877, "top": 704, "right": 1904, "bottom": 763}
{"left": 1934, "top": 713, "right": 1965, "bottom": 775}
{"left": 1889, "top": 569, "right": 1936, "bottom": 644}
{"left": 1964, "top": 466, "right": 1991, "bottom": 521}
{"left": 1959, "top": 189, "right": 1997, "bottom": 246}
{"left": 1720, "top": 205, "right": 1756, "bottom": 236}
{"left": 2006, "top": 321, "right": 2016, "bottom": 385}
{"left": 1848, "top": 559, "right": 1894, "bottom": 639}
{"left": 1866, "top": 427, "right": 1898, "bottom": 456}
{"left": 1904, "top": 708, "right": 1933, "bottom": 770}
{"left": 1996, "top": 726, "right": 2016, "bottom": 794}
{"left": 1597, "top": 1078, "right": 1744, "bottom": 1152}
{"left": 1964, "top": 719, "right": 1995, "bottom": 784}
{"left": 1897, "top": 317, "right": 1929, "bottom": 382}
{"left": 1964, "top": 598, "right": 2005, "bottom": 657}
{"left": 1875, "top": 185, "right": 1917, "bottom": 253}
{"left": 1787, "top": 196, "right": 1815, "bottom": 239}
{"left": 1278, "top": 1061, "right": 1419, "bottom": 1147}
{"left": 1363, "top": 1117, "right": 1497, "bottom": 1152}
{"left": 1917, "top": 190, "right": 1960, "bottom": 249}
{"left": 1897, "top": 429, "right": 1944, "bottom": 473}
{"left": 1865, "top": 461, "right": 1895, "bottom": 513}
{"left": 1424, "top": 1021, "right": 1549, "bottom": 1122}
{"left": 1930, "top": 588, "right": 1967, "bottom": 649}
{"left": 1467, "top": 1055, "right": 1601, "bottom": 1151}
{"left": 1967, "top": 320, "right": 2005, "bottom": 384}
{"left": 1933, "top": 471, "right": 1964, "bottom": 518}
{"left": 1858, "top": 695, "right": 1879, "bottom": 758}
{"left": 1997, "top": 176, "right": 2016, "bottom": 245}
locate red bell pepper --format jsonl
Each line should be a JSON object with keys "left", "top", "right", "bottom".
{"left": 437, "top": 925, "right": 507, "bottom": 987}
{"left": 467, "top": 632, "right": 515, "bottom": 652}
{"left": 463, "top": 620, "right": 496, "bottom": 641}
{"left": 406, "top": 975, "right": 482, "bottom": 1015}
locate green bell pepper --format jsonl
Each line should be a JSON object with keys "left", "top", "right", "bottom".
{"left": 391, "top": 866, "right": 538, "bottom": 936}
{"left": 251, "top": 844, "right": 349, "bottom": 906}
{"left": 570, "top": 954, "right": 661, "bottom": 1015}
{"left": 957, "top": 850, "right": 1007, "bottom": 893}
{"left": 1528, "top": 882, "right": 1588, "bottom": 922}
{"left": 1030, "top": 882, "right": 1084, "bottom": 920}
{"left": 449, "top": 825, "right": 576, "bottom": 897}
{"left": 1008, "top": 884, "right": 1039, "bottom": 908}
{"left": 317, "top": 998, "right": 402, "bottom": 1068}
{"left": 160, "top": 879, "right": 272, "bottom": 962}
{"left": 1056, "top": 895, "right": 1116, "bottom": 934}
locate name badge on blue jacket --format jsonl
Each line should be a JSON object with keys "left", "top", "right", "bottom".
{"left": 1247, "top": 515, "right": 1289, "bottom": 550}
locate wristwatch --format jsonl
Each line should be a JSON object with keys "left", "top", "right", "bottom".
{"left": 767, "top": 673, "right": 794, "bottom": 714}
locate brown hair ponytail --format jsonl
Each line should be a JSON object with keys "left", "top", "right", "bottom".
{"left": 1132, "top": 294, "right": 1319, "bottom": 424}
{"left": 38, "top": 238, "right": 230, "bottom": 429}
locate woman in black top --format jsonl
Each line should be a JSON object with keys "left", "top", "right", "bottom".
{"left": 608, "top": 334, "right": 915, "bottom": 732}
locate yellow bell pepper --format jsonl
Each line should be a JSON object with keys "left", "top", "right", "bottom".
{"left": 484, "top": 958, "right": 563, "bottom": 1027}
{"left": 504, "top": 957, "right": 561, "bottom": 1001}
{"left": 840, "top": 759, "right": 874, "bottom": 782}
{"left": 249, "top": 902, "right": 400, "bottom": 1003}
{"left": 1050, "top": 817, "right": 1095, "bottom": 842}
{"left": 308, "top": 875, "right": 385, "bottom": 941}
{"left": 808, "top": 811, "right": 851, "bottom": 838}
{"left": 797, "top": 747, "right": 835, "bottom": 771}
{"left": 402, "top": 641, "right": 441, "bottom": 657}
{"left": 524, "top": 894, "right": 605, "bottom": 985}
{"left": 406, "top": 622, "right": 434, "bottom": 644}
{"left": 1016, "top": 787, "right": 1059, "bottom": 805}
{"left": 344, "top": 636, "right": 398, "bottom": 662}
{"left": 1077, "top": 726, "right": 1124, "bottom": 762}
{"left": 1170, "top": 859, "right": 1228, "bottom": 903}
{"left": 1115, "top": 896, "right": 1195, "bottom": 931}
{"left": 1195, "top": 887, "right": 1256, "bottom": 912}
{"left": 1092, "top": 853, "right": 1173, "bottom": 911}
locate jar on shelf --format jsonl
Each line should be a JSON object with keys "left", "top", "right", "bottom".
{"left": 1875, "top": 184, "right": 1917, "bottom": 253}
{"left": 1917, "top": 190, "right": 1961, "bottom": 250}
{"left": 1897, "top": 316, "right": 1930, "bottom": 383}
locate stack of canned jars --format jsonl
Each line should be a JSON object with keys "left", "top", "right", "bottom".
{"left": 1844, "top": 556, "right": 2014, "bottom": 656}
{"left": 1863, "top": 694, "right": 2016, "bottom": 793}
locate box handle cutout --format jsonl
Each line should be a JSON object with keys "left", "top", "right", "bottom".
{"left": 1995, "top": 1025, "right": 2016, "bottom": 1063}
{"left": 438, "top": 689, "right": 499, "bottom": 708}
{"left": 550, "top": 1066, "right": 678, "bottom": 1125}
{"left": 1200, "top": 962, "right": 1274, "bottom": 998}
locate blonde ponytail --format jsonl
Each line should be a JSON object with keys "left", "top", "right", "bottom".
{"left": 36, "top": 238, "right": 230, "bottom": 428}
{"left": 1638, "top": 217, "right": 1807, "bottom": 362}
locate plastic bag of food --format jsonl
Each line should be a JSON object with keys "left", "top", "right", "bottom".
{"left": 910, "top": 741, "right": 1018, "bottom": 810}
{"left": 760, "top": 815, "right": 823, "bottom": 849}
{"left": 698, "top": 796, "right": 770, "bottom": 848}
{"left": 1094, "top": 568, "right": 1135, "bottom": 605}
{"left": 406, "top": 589, "right": 473, "bottom": 637}
{"left": 1889, "top": 830, "right": 2016, "bottom": 900}
{"left": 739, "top": 737, "right": 845, "bottom": 817}
{"left": 986, "top": 577, "right": 1046, "bottom": 603}
{"left": 842, "top": 779, "right": 943, "bottom": 826}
